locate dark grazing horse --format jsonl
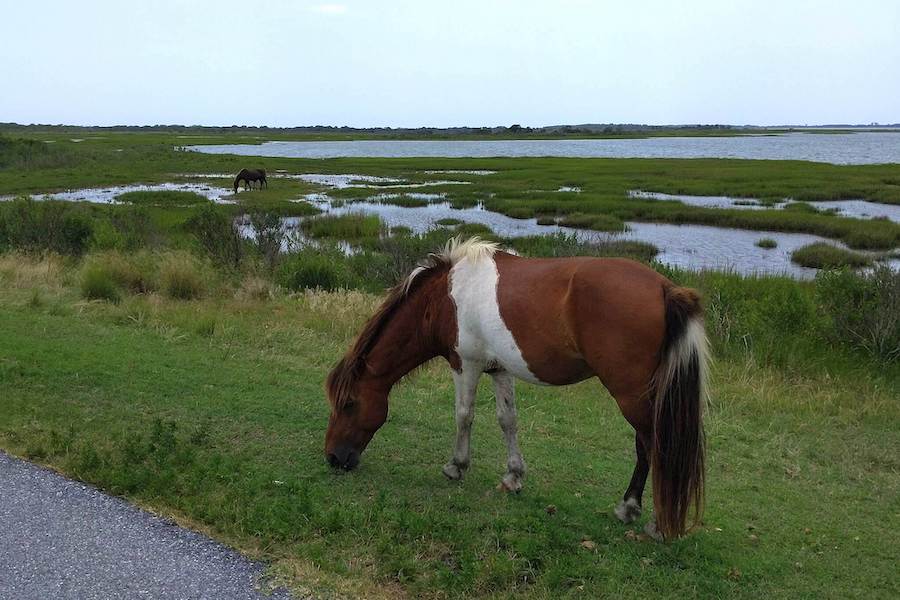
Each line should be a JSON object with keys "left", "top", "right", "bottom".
{"left": 325, "top": 237, "right": 709, "bottom": 541}
{"left": 233, "top": 168, "right": 267, "bottom": 192}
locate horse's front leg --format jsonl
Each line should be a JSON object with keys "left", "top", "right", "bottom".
{"left": 492, "top": 371, "right": 526, "bottom": 492}
{"left": 442, "top": 362, "right": 480, "bottom": 480}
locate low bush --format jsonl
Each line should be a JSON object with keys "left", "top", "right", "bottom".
{"left": 80, "top": 262, "right": 122, "bottom": 303}
{"left": 0, "top": 198, "right": 93, "bottom": 255}
{"left": 249, "top": 210, "right": 283, "bottom": 272}
{"left": 185, "top": 205, "right": 243, "bottom": 269}
{"left": 159, "top": 252, "right": 208, "bottom": 300}
{"left": 791, "top": 242, "right": 873, "bottom": 269}
{"left": 816, "top": 265, "right": 900, "bottom": 361}
{"left": 276, "top": 247, "right": 356, "bottom": 291}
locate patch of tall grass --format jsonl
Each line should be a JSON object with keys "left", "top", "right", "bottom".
{"left": 0, "top": 198, "right": 93, "bottom": 255}
{"left": 509, "top": 232, "right": 658, "bottom": 262}
{"left": 791, "top": 242, "right": 873, "bottom": 268}
{"left": 116, "top": 190, "right": 208, "bottom": 206}
{"left": 159, "top": 252, "right": 210, "bottom": 300}
{"left": 301, "top": 213, "right": 385, "bottom": 240}
{"left": 816, "top": 265, "right": 899, "bottom": 361}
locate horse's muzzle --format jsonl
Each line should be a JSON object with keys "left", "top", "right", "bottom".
{"left": 327, "top": 445, "right": 359, "bottom": 471}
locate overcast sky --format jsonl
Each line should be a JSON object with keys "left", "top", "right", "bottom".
{"left": 3, "top": 0, "right": 899, "bottom": 127}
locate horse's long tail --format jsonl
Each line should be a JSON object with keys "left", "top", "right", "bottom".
{"left": 650, "top": 285, "right": 708, "bottom": 540}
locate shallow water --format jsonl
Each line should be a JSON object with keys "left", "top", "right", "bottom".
{"left": 300, "top": 194, "right": 899, "bottom": 278}
{"left": 26, "top": 182, "right": 238, "bottom": 205}
{"left": 185, "top": 132, "right": 900, "bottom": 164}
{"left": 629, "top": 190, "right": 900, "bottom": 223}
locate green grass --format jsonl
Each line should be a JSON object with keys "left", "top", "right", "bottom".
{"left": 116, "top": 190, "right": 209, "bottom": 206}
{"left": 302, "top": 213, "right": 385, "bottom": 240}
{"left": 756, "top": 238, "right": 778, "bottom": 249}
{"left": 0, "top": 254, "right": 897, "bottom": 599}
{"left": 791, "top": 242, "right": 874, "bottom": 268}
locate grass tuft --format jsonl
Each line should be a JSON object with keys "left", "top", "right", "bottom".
{"left": 791, "top": 242, "right": 873, "bottom": 269}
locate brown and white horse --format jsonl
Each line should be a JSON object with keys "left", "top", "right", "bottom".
{"left": 325, "top": 238, "right": 708, "bottom": 540}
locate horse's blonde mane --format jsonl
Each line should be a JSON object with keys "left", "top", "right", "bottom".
{"left": 402, "top": 236, "right": 498, "bottom": 294}
{"left": 328, "top": 237, "right": 498, "bottom": 409}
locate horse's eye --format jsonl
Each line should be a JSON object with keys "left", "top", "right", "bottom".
{"left": 342, "top": 400, "right": 356, "bottom": 413}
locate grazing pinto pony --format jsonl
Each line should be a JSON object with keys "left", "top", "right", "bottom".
{"left": 325, "top": 238, "right": 708, "bottom": 540}
{"left": 233, "top": 168, "right": 268, "bottom": 192}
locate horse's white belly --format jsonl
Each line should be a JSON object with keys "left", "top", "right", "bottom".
{"left": 449, "top": 257, "right": 542, "bottom": 384}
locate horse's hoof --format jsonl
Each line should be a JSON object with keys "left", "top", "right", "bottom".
{"left": 614, "top": 498, "right": 642, "bottom": 524}
{"left": 644, "top": 519, "right": 664, "bottom": 542}
{"left": 442, "top": 462, "right": 465, "bottom": 481}
{"left": 500, "top": 472, "right": 523, "bottom": 493}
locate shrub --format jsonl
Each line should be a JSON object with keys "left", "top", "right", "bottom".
{"left": 276, "top": 247, "right": 355, "bottom": 291}
{"left": 80, "top": 262, "right": 122, "bottom": 303}
{"left": 756, "top": 238, "right": 778, "bottom": 249}
{"left": 159, "top": 253, "right": 208, "bottom": 300}
{"left": 0, "top": 198, "right": 93, "bottom": 255}
{"left": 90, "top": 219, "right": 127, "bottom": 250}
{"left": 249, "top": 210, "right": 283, "bottom": 272}
{"left": 81, "top": 251, "right": 157, "bottom": 295}
{"left": 791, "top": 242, "right": 873, "bottom": 269}
{"left": 185, "top": 205, "right": 243, "bottom": 269}
{"left": 816, "top": 265, "right": 900, "bottom": 361}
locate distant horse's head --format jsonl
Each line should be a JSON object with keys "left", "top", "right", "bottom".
{"left": 324, "top": 357, "right": 389, "bottom": 470}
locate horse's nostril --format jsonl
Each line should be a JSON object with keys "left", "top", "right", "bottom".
{"left": 327, "top": 453, "right": 341, "bottom": 468}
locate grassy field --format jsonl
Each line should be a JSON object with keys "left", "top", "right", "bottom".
{"left": 0, "top": 253, "right": 897, "bottom": 599}
{"left": 1, "top": 130, "right": 899, "bottom": 598}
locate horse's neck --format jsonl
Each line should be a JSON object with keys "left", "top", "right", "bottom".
{"left": 364, "top": 281, "right": 455, "bottom": 390}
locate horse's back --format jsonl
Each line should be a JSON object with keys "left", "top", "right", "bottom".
{"left": 450, "top": 252, "right": 668, "bottom": 387}
{"left": 493, "top": 253, "right": 668, "bottom": 393}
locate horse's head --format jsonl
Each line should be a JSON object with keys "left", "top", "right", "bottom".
{"left": 324, "top": 359, "right": 388, "bottom": 470}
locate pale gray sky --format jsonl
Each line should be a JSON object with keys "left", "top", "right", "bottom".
{"left": 3, "top": 0, "right": 899, "bottom": 127}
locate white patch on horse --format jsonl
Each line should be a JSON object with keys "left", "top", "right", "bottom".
{"left": 449, "top": 248, "right": 542, "bottom": 385}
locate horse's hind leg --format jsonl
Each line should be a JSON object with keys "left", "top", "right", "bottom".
{"left": 443, "top": 362, "right": 480, "bottom": 481}
{"left": 615, "top": 431, "right": 650, "bottom": 524}
{"left": 492, "top": 371, "right": 526, "bottom": 492}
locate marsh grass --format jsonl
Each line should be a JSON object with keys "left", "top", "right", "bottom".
{"left": 510, "top": 232, "right": 658, "bottom": 262}
{"left": 791, "top": 242, "right": 873, "bottom": 268}
{"left": 755, "top": 238, "right": 778, "bottom": 249}
{"left": 302, "top": 213, "right": 385, "bottom": 240}
{"left": 116, "top": 190, "right": 208, "bottom": 206}
{"left": 557, "top": 212, "right": 628, "bottom": 232}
